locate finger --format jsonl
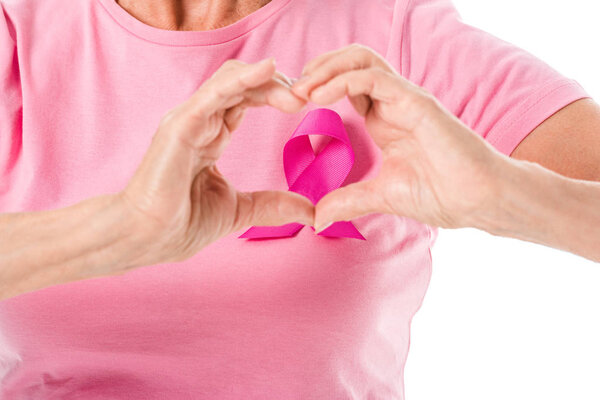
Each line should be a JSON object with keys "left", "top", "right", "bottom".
{"left": 313, "top": 179, "right": 383, "bottom": 233}
{"left": 297, "top": 43, "right": 384, "bottom": 79}
{"left": 292, "top": 49, "right": 350, "bottom": 100}
{"left": 219, "top": 74, "right": 305, "bottom": 114}
{"left": 187, "top": 57, "right": 276, "bottom": 116}
{"left": 238, "top": 76, "right": 307, "bottom": 113}
{"left": 300, "top": 46, "right": 348, "bottom": 76}
{"left": 234, "top": 190, "right": 315, "bottom": 231}
{"left": 308, "top": 67, "right": 414, "bottom": 106}
{"left": 292, "top": 44, "right": 394, "bottom": 99}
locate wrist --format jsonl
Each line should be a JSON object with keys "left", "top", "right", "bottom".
{"left": 59, "top": 194, "right": 156, "bottom": 281}
{"left": 0, "top": 193, "right": 162, "bottom": 299}
{"left": 109, "top": 192, "right": 167, "bottom": 272}
{"left": 446, "top": 140, "right": 512, "bottom": 231}
{"left": 468, "top": 155, "right": 600, "bottom": 261}
{"left": 468, "top": 154, "right": 569, "bottom": 245}
{"left": 468, "top": 155, "right": 531, "bottom": 235}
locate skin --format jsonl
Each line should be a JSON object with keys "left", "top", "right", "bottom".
{"left": 115, "top": 0, "right": 271, "bottom": 30}
{"left": 291, "top": 44, "right": 600, "bottom": 262}
{"left": 1, "top": 1, "right": 599, "bottom": 300}
{"left": 0, "top": 57, "right": 312, "bottom": 300}
{"left": 511, "top": 97, "right": 600, "bottom": 182}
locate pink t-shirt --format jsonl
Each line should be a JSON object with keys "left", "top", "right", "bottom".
{"left": 0, "top": 0, "right": 589, "bottom": 398}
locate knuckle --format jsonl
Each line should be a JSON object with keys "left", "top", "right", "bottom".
{"left": 371, "top": 66, "right": 394, "bottom": 83}
{"left": 419, "top": 91, "right": 439, "bottom": 110}
{"left": 275, "top": 195, "right": 293, "bottom": 218}
{"left": 211, "top": 83, "right": 229, "bottom": 100}
{"left": 223, "top": 58, "right": 243, "bottom": 68}
{"left": 160, "top": 108, "right": 178, "bottom": 126}
{"left": 191, "top": 102, "right": 207, "bottom": 119}
{"left": 234, "top": 192, "right": 253, "bottom": 229}
{"left": 211, "top": 59, "right": 243, "bottom": 78}
{"left": 369, "top": 66, "right": 387, "bottom": 76}
{"left": 158, "top": 107, "right": 204, "bottom": 144}
{"left": 349, "top": 43, "right": 372, "bottom": 57}
{"left": 158, "top": 106, "right": 186, "bottom": 130}
{"left": 302, "top": 59, "right": 321, "bottom": 75}
{"left": 349, "top": 43, "right": 390, "bottom": 70}
{"left": 404, "top": 92, "right": 440, "bottom": 121}
{"left": 358, "top": 67, "right": 382, "bottom": 83}
{"left": 188, "top": 93, "right": 211, "bottom": 116}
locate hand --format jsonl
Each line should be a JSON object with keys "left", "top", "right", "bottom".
{"left": 119, "top": 58, "right": 314, "bottom": 267}
{"left": 291, "top": 44, "right": 505, "bottom": 232}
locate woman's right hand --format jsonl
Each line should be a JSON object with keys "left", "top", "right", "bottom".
{"left": 118, "top": 58, "right": 314, "bottom": 269}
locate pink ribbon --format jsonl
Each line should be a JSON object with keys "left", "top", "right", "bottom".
{"left": 239, "top": 108, "right": 366, "bottom": 240}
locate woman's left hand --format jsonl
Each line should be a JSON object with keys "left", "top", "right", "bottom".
{"left": 291, "top": 44, "right": 507, "bottom": 232}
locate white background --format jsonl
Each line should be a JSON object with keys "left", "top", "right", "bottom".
{"left": 404, "top": 1, "right": 600, "bottom": 399}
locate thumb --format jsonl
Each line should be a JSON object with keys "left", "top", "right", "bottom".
{"left": 234, "top": 190, "right": 314, "bottom": 231}
{"left": 314, "top": 179, "right": 382, "bottom": 233}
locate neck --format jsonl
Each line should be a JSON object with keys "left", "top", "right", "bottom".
{"left": 115, "top": 0, "right": 272, "bottom": 31}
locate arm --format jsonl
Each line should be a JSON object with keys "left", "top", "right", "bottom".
{"left": 511, "top": 98, "right": 600, "bottom": 182}
{"left": 485, "top": 97, "right": 600, "bottom": 260}
{"left": 0, "top": 58, "right": 313, "bottom": 301}
{"left": 0, "top": 194, "right": 143, "bottom": 300}
{"left": 496, "top": 98, "right": 600, "bottom": 260}
{"left": 477, "top": 155, "right": 600, "bottom": 262}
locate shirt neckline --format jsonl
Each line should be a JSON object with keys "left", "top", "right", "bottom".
{"left": 96, "top": 0, "right": 292, "bottom": 46}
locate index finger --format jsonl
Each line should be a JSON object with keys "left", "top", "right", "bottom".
{"left": 309, "top": 67, "right": 404, "bottom": 105}
{"left": 186, "top": 57, "right": 277, "bottom": 116}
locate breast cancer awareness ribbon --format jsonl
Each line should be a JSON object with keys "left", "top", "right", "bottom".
{"left": 239, "top": 108, "right": 366, "bottom": 240}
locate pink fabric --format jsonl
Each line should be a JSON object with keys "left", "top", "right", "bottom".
{"left": 0, "top": 0, "right": 589, "bottom": 398}
{"left": 240, "top": 108, "right": 365, "bottom": 240}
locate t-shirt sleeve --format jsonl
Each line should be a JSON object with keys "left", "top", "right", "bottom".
{"left": 0, "top": 3, "right": 22, "bottom": 203}
{"left": 384, "top": 0, "right": 590, "bottom": 156}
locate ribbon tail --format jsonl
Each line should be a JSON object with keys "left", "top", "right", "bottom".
{"left": 313, "top": 221, "right": 366, "bottom": 240}
{"left": 239, "top": 223, "right": 304, "bottom": 239}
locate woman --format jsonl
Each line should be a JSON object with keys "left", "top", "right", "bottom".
{"left": 0, "top": 0, "right": 598, "bottom": 398}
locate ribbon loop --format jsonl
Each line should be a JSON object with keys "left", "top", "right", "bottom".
{"left": 239, "top": 108, "right": 365, "bottom": 240}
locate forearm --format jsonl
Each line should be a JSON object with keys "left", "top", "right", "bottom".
{"left": 474, "top": 157, "right": 600, "bottom": 262}
{"left": 0, "top": 194, "right": 146, "bottom": 300}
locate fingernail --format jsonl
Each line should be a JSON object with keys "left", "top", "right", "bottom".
{"left": 315, "top": 221, "right": 333, "bottom": 234}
